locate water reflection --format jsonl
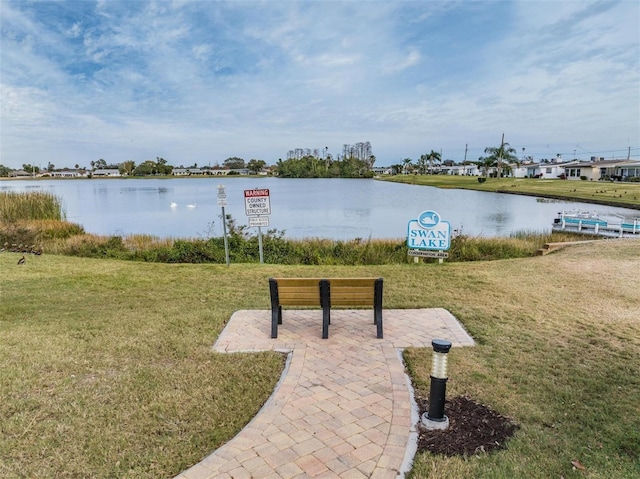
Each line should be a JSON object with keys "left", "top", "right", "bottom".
{"left": 1, "top": 177, "right": 638, "bottom": 240}
{"left": 484, "top": 210, "right": 512, "bottom": 235}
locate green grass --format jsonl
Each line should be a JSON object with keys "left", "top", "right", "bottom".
{"left": 380, "top": 175, "right": 640, "bottom": 210}
{"left": 0, "top": 256, "right": 286, "bottom": 478}
{"left": 2, "top": 240, "right": 639, "bottom": 478}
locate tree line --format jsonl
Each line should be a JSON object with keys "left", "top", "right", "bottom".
{"left": 0, "top": 137, "right": 538, "bottom": 179}
{"left": 278, "top": 141, "right": 376, "bottom": 178}
{"left": 1, "top": 157, "right": 269, "bottom": 177}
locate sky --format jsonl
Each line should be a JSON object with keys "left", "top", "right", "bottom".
{"left": 1, "top": 0, "right": 639, "bottom": 170}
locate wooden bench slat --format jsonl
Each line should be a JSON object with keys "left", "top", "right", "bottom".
{"left": 277, "top": 299, "right": 321, "bottom": 305}
{"left": 331, "top": 297, "right": 374, "bottom": 306}
{"left": 277, "top": 294, "right": 320, "bottom": 299}
{"left": 331, "top": 291, "right": 375, "bottom": 297}
{"left": 271, "top": 278, "right": 321, "bottom": 286}
{"left": 275, "top": 289, "right": 319, "bottom": 295}
{"left": 328, "top": 279, "right": 377, "bottom": 287}
{"left": 278, "top": 286, "right": 320, "bottom": 292}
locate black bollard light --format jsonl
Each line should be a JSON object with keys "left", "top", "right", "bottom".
{"left": 421, "top": 339, "right": 452, "bottom": 430}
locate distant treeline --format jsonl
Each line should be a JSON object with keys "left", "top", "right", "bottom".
{"left": 277, "top": 141, "right": 376, "bottom": 178}
{"left": 275, "top": 156, "right": 374, "bottom": 178}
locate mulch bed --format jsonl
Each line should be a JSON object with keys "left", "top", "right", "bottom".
{"left": 416, "top": 395, "right": 519, "bottom": 456}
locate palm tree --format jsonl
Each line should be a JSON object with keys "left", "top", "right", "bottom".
{"left": 477, "top": 156, "right": 495, "bottom": 178}
{"left": 418, "top": 154, "right": 428, "bottom": 174}
{"left": 484, "top": 138, "right": 518, "bottom": 178}
{"left": 402, "top": 158, "right": 413, "bottom": 175}
{"left": 427, "top": 150, "right": 441, "bottom": 174}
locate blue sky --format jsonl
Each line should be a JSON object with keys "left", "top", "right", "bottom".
{"left": 1, "top": 0, "right": 638, "bottom": 169}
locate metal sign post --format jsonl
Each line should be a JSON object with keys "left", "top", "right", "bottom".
{"left": 257, "top": 226, "right": 264, "bottom": 263}
{"left": 217, "top": 184, "right": 230, "bottom": 267}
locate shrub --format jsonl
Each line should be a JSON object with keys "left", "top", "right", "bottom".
{"left": 0, "top": 220, "right": 84, "bottom": 246}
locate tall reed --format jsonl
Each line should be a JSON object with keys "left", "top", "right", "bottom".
{"left": 0, "top": 191, "right": 65, "bottom": 222}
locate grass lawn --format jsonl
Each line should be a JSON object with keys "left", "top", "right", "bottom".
{"left": 379, "top": 175, "right": 640, "bottom": 210}
{"left": 2, "top": 239, "right": 640, "bottom": 478}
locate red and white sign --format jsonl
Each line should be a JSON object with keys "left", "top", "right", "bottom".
{"left": 244, "top": 189, "right": 271, "bottom": 216}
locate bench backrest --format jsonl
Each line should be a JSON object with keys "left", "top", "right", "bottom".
{"left": 270, "top": 277, "right": 382, "bottom": 307}
{"left": 270, "top": 278, "right": 323, "bottom": 306}
{"left": 328, "top": 278, "right": 382, "bottom": 307}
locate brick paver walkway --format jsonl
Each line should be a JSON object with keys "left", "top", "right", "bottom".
{"left": 175, "top": 308, "right": 474, "bottom": 479}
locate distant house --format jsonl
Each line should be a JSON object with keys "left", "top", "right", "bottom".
{"left": 560, "top": 159, "right": 632, "bottom": 181}
{"left": 371, "top": 166, "right": 393, "bottom": 175}
{"left": 538, "top": 163, "right": 564, "bottom": 179}
{"left": 172, "top": 168, "right": 205, "bottom": 176}
{"left": 51, "top": 169, "right": 86, "bottom": 178}
{"left": 616, "top": 161, "right": 640, "bottom": 180}
{"left": 445, "top": 164, "right": 480, "bottom": 176}
{"left": 93, "top": 169, "right": 121, "bottom": 177}
{"left": 9, "top": 169, "right": 32, "bottom": 178}
{"left": 512, "top": 162, "right": 564, "bottom": 179}
{"left": 209, "top": 168, "right": 251, "bottom": 176}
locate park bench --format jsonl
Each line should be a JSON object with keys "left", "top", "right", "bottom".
{"left": 268, "top": 277, "right": 383, "bottom": 339}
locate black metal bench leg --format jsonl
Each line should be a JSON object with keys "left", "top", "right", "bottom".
{"left": 375, "top": 278, "right": 383, "bottom": 339}
{"left": 269, "top": 278, "right": 280, "bottom": 338}
{"left": 271, "top": 309, "right": 279, "bottom": 338}
{"left": 320, "top": 279, "right": 330, "bottom": 339}
{"left": 375, "top": 309, "right": 383, "bottom": 339}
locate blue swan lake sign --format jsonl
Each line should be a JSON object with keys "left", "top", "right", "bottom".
{"left": 407, "top": 210, "right": 451, "bottom": 258}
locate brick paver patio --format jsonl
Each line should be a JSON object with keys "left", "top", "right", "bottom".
{"left": 175, "top": 308, "right": 474, "bottom": 479}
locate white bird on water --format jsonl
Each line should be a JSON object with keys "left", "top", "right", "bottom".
{"left": 186, "top": 203, "right": 197, "bottom": 208}
{"left": 170, "top": 202, "right": 178, "bottom": 208}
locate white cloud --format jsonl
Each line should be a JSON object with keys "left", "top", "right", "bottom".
{"left": 0, "top": 0, "right": 638, "bottom": 169}
{"left": 382, "top": 49, "right": 421, "bottom": 74}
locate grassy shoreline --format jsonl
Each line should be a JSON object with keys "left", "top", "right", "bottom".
{"left": 378, "top": 175, "right": 640, "bottom": 210}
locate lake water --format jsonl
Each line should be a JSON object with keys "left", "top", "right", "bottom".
{"left": 2, "top": 177, "right": 637, "bottom": 240}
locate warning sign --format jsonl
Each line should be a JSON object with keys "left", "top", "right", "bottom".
{"left": 244, "top": 189, "right": 271, "bottom": 216}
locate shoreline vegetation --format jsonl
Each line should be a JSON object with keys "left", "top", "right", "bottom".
{"left": 0, "top": 189, "right": 598, "bottom": 264}
{"left": 2, "top": 176, "right": 639, "bottom": 265}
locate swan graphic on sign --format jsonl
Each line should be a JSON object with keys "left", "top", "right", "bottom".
{"left": 407, "top": 210, "right": 451, "bottom": 251}
{"left": 418, "top": 210, "right": 440, "bottom": 228}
